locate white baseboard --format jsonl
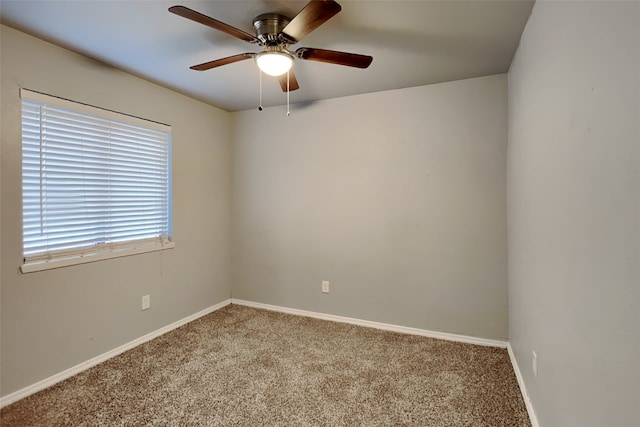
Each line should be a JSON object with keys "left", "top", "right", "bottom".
{"left": 0, "top": 299, "right": 232, "bottom": 408}
{"left": 507, "top": 343, "right": 540, "bottom": 427}
{"left": 231, "top": 299, "right": 508, "bottom": 348}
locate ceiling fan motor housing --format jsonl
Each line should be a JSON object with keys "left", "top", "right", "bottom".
{"left": 253, "top": 13, "right": 291, "bottom": 45}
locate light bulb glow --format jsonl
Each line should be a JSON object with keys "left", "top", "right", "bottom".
{"left": 256, "top": 51, "right": 293, "bottom": 76}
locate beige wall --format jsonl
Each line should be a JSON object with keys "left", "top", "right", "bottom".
{"left": 0, "top": 25, "right": 233, "bottom": 396}
{"left": 508, "top": 1, "right": 640, "bottom": 426}
{"left": 232, "top": 75, "right": 508, "bottom": 340}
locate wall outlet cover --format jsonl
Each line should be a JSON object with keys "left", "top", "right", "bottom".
{"left": 322, "top": 281, "right": 330, "bottom": 294}
{"left": 142, "top": 295, "right": 151, "bottom": 310}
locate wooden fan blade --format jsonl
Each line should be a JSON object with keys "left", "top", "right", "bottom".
{"left": 281, "top": 0, "right": 341, "bottom": 43}
{"left": 169, "top": 5, "right": 259, "bottom": 43}
{"left": 278, "top": 69, "right": 300, "bottom": 92}
{"left": 190, "top": 53, "right": 254, "bottom": 71}
{"left": 296, "top": 48, "right": 373, "bottom": 68}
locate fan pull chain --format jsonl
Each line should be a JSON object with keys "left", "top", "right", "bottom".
{"left": 258, "top": 69, "right": 263, "bottom": 111}
{"left": 286, "top": 70, "right": 290, "bottom": 117}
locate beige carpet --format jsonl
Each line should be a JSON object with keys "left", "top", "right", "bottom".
{"left": 1, "top": 304, "right": 531, "bottom": 426}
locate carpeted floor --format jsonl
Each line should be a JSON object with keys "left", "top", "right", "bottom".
{"left": 1, "top": 304, "right": 531, "bottom": 426}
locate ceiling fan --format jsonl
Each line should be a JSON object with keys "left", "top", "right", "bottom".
{"left": 169, "top": 0, "right": 373, "bottom": 93}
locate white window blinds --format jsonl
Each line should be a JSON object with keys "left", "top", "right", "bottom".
{"left": 21, "top": 89, "right": 173, "bottom": 272}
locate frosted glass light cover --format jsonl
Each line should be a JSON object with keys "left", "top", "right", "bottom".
{"left": 256, "top": 52, "right": 293, "bottom": 76}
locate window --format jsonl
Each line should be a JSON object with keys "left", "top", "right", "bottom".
{"left": 20, "top": 89, "right": 173, "bottom": 273}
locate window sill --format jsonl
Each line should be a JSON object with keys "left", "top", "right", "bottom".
{"left": 20, "top": 241, "right": 175, "bottom": 273}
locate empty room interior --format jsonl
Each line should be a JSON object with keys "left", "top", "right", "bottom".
{"left": 0, "top": 1, "right": 638, "bottom": 426}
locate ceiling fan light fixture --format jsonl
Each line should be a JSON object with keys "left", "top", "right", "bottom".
{"left": 256, "top": 50, "right": 293, "bottom": 76}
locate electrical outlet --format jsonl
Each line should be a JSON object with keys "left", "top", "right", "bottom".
{"left": 141, "top": 295, "right": 151, "bottom": 310}
{"left": 322, "top": 280, "right": 330, "bottom": 294}
{"left": 532, "top": 351, "right": 538, "bottom": 378}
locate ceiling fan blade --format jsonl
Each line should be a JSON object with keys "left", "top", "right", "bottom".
{"left": 281, "top": 0, "right": 342, "bottom": 43}
{"left": 296, "top": 48, "right": 373, "bottom": 68}
{"left": 190, "top": 53, "right": 254, "bottom": 71}
{"left": 169, "top": 5, "right": 259, "bottom": 43}
{"left": 278, "top": 69, "right": 300, "bottom": 92}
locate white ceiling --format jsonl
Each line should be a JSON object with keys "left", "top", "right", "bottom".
{"left": 0, "top": 0, "right": 534, "bottom": 112}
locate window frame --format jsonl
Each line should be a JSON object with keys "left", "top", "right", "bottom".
{"left": 20, "top": 89, "right": 174, "bottom": 273}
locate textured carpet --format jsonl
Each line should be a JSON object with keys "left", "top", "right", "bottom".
{"left": 1, "top": 304, "right": 530, "bottom": 426}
